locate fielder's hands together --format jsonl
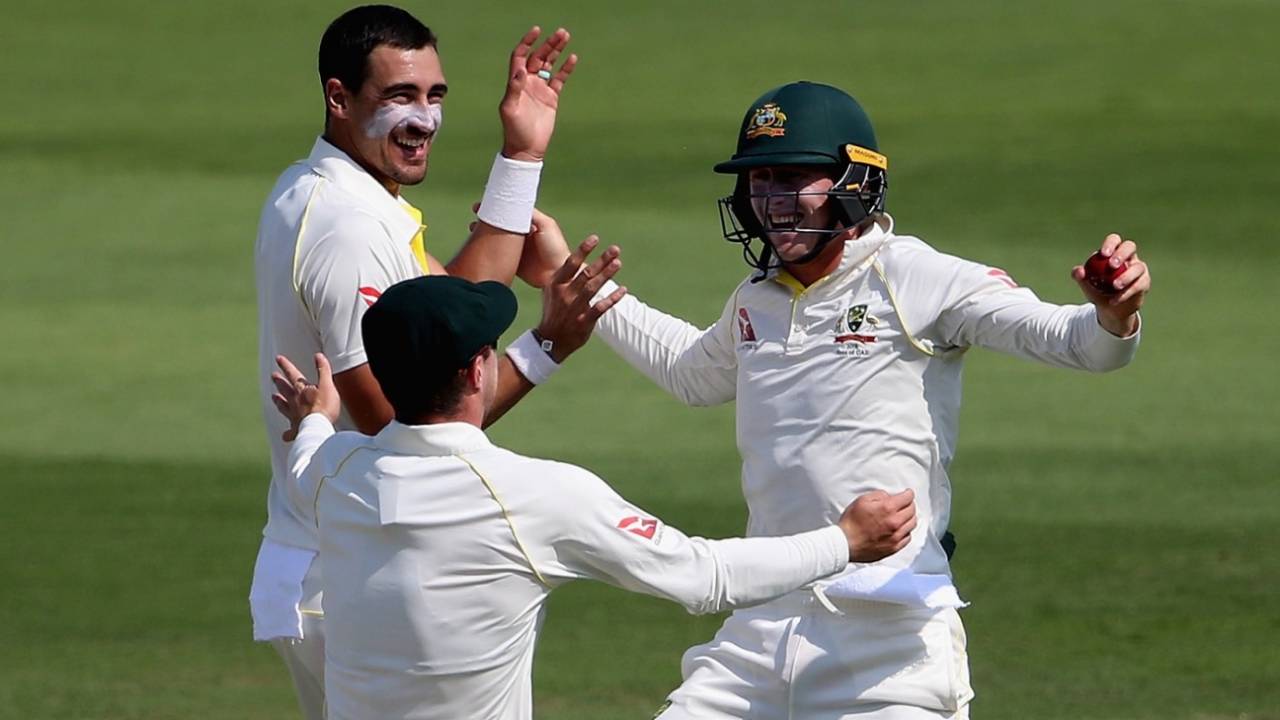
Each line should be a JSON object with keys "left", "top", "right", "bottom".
{"left": 1071, "top": 232, "right": 1150, "bottom": 337}
{"left": 500, "top": 26, "right": 577, "bottom": 161}
{"left": 838, "top": 489, "right": 917, "bottom": 562}
{"left": 536, "top": 235, "right": 627, "bottom": 363}
{"left": 270, "top": 353, "right": 341, "bottom": 442}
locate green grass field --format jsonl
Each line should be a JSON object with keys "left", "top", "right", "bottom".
{"left": 2, "top": 0, "right": 1278, "bottom": 717}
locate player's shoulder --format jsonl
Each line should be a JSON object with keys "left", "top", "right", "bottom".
{"left": 878, "top": 230, "right": 988, "bottom": 281}
{"left": 477, "top": 446, "right": 610, "bottom": 496}
{"left": 315, "top": 430, "right": 378, "bottom": 467}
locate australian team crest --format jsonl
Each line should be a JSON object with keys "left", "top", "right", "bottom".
{"left": 845, "top": 304, "right": 868, "bottom": 333}
{"left": 745, "top": 103, "right": 787, "bottom": 139}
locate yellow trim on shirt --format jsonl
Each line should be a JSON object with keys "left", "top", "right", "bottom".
{"left": 313, "top": 443, "right": 380, "bottom": 526}
{"left": 458, "top": 455, "right": 551, "bottom": 588}
{"left": 872, "top": 259, "right": 936, "bottom": 357}
{"left": 402, "top": 202, "right": 430, "bottom": 275}
{"left": 292, "top": 179, "right": 327, "bottom": 300}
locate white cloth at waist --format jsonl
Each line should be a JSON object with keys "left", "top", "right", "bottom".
{"left": 249, "top": 537, "right": 318, "bottom": 641}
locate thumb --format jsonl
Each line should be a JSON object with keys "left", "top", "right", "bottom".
{"left": 315, "top": 353, "right": 334, "bottom": 388}
{"left": 889, "top": 488, "right": 915, "bottom": 509}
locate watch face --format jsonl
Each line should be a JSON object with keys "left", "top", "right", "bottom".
{"left": 540, "top": 338, "right": 554, "bottom": 352}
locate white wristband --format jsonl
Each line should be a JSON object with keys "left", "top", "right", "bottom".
{"left": 505, "top": 329, "right": 560, "bottom": 385}
{"left": 477, "top": 153, "right": 543, "bottom": 233}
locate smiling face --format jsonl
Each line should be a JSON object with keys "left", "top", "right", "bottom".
{"left": 746, "top": 165, "right": 842, "bottom": 263}
{"left": 325, "top": 44, "right": 448, "bottom": 192}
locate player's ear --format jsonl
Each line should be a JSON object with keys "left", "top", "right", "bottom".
{"left": 325, "top": 78, "right": 352, "bottom": 121}
{"left": 465, "top": 348, "right": 491, "bottom": 392}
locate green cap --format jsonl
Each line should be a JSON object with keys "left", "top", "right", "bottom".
{"left": 362, "top": 275, "right": 517, "bottom": 403}
{"left": 714, "top": 81, "right": 880, "bottom": 173}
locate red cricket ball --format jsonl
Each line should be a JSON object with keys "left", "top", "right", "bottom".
{"left": 1083, "top": 251, "right": 1127, "bottom": 294}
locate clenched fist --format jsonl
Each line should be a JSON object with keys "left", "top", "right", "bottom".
{"left": 838, "top": 489, "right": 917, "bottom": 562}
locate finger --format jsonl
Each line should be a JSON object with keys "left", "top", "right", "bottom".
{"left": 1099, "top": 233, "right": 1123, "bottom": 257}
{"left": 1111, "top": 264, "right": 1150, "bottom": 306}
{"left": 527, "top": 27, "right": 568, "bottom": 72}
{"left": 548, "top": 53, "right": 578, "bottom": 94}
{"left": 314, "top": 353, "right": 333, "bottom": 387}
{"left": 578, "top": 258, "right": 622, "bottom": 299}
{"left": 1109, "top": 259, "right": 1145, "bottom": 292}
{"left": 509, "top": 26, "right": 540, "bottom": 72}
{"left": 586, "top": 285, "right": 628, "bottom": 320}
{"left": 887, "top": 488, "right": 915, "bottom": 510}
{"left": 275, "top": 354, "right": 306, "bottom": 384}
{"left": 551, "top": 235, "right": 598, "bottom": 285}
{"left": 891, "top": 515, "right": 918, "bottom": 541}
{"left": 524, "top": 26, "right": 565, "bottom": 72}
{"left": 271, "top": 393, "right": 289, "bottom": 414}
{"left": 471, "top": 202, "right": 481, "bottom": 214}
{"left": 271, "top": 372, "right": 296, "bottom": 399}
{"left": 569, "top": 246, "right": 619, "bottom": 294}
{"left": 1111, "top": 240, "right": 1137, "bottom": 266}
{"left": 539, "top": 30, "right": 569, "bottom": 73}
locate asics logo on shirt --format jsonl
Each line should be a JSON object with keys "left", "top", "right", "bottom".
{"left": 358, "top": 286, "right": 383, "bottom": 308}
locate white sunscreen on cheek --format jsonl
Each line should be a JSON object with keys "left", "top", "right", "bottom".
{"left": 363, "top": 103, "right": 443, "bottom": 139}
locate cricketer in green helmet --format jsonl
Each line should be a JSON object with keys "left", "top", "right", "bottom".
{"left": 585, "top": 80, "right": 1150, "bottom": 719}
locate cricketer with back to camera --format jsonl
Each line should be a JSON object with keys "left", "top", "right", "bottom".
{"left": 249, "top": 5, "right": 624, "bottom": 718}
{"left": 267, "top": 273, "right": 921, "bottom": 720}
{"left": 583, "top": 80, "right": 1151, "bottom": 719}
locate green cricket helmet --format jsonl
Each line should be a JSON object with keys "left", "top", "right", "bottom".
{"left": 715, "top": 81, "right": 888, "bottom": 277}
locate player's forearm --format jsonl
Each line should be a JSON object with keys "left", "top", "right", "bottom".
{"left": 446, "top": 153, "right": 544, "bottom": 284}
{"left": 445, "top": 223, "right": 524, "bottom": 284}
{"left": 285, "top": 413, "right": 335, "bottom": 514}
{"left": 483, "top": 356, "right": 535, "bottom": 428}
{"left": 594, "top": 290, "right": 736, "bottom": 406}
{"left": 668, "top": 526, "right": 849, "bottom": 614}
{"left": 947, "top": 292, "right": 1140, "bottom": 372}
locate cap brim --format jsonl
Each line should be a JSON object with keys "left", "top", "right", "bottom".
{"left": 472, "top": 280, "right": 519, "bottom": 344}
{"left": 713, "top": 151, "right": 840, "bottom": 174}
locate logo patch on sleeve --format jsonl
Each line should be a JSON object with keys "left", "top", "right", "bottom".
{"left": 987, "top": 268, "right": 1018, "bottom": 288}
{"left": 617, "top": 516, "right": 659, "bottom": 540}
{"left": 737, "top": 307, "right": 758, "bottom": 343}
{"left": 358, "top": 286, "right": 383, "bottom": 307}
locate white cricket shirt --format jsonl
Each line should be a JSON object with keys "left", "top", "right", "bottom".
{"left": 594, "top": 214, "right": 1140, "bottom": 600}
{"left": 255, "top": 136, "right": 424, "bottom": 552}
{"left": 285, "top": 416, "right": 849, "bottom": 720}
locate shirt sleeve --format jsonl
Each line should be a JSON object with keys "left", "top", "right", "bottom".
{"left": 591, "top": 282, "right": 739, "bottom": 406}
{"left": 533, "top": 464, "right": 849, "bottom": 615}
{"left": 931, "top": 256, "right": 1140, "bottom": 372}
{"left": 296, "top": 212, "right": 409, "bottom": 374}
{"left": 285, "top": 413, "right": 336, "bottom": 527}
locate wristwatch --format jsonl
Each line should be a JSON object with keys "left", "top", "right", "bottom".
{"left": 530, "top": 328, "right": 555, "bottom": 357}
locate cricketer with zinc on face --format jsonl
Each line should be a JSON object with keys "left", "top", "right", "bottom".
{"left": 249, "top": 6, "right": 626, "bottom": 720}
{"left": 587, "top": 81, "right": 1150, "bottom": 719}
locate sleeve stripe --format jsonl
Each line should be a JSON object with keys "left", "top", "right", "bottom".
{"left": 457, "top": 454, "right": 551, "bottom": 588}
{"left": 872, "top": 259, "right": 936, "bottom": 358}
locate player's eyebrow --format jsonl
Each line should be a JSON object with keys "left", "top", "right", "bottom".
{"left": 380, "top": 82, "right": 449, "bottom": 99}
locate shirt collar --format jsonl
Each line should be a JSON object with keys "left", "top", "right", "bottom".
{"left": 770, "top": 213, "right": 895, "bottom": 291}
{"left": 374, "top": 420, "right": 493, "bottom": 457}
{"left": 305, "top": 136, "right": 420, "bottom": 241}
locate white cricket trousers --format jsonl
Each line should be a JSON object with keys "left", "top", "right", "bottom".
{"left": 657, "top": 590, "right": 973, "bottom": 720}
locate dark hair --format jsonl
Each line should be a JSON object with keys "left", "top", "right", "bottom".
{"left": 389, "top": 367, "right": 468, "bottom": 424}
{"left": 318, "top": 5, "right": 437, "bottom": 96}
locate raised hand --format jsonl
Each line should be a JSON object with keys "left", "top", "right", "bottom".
{"left": 1070, "top": 232, "right": 1151, "bottom": 337}
{"left": 535, "top": 235, "right": 627, "bottom": 362}
{"left": 500, "top": 26, "right": 578, "bottom": 161}
{"left": 270, "top": 353, "right": 341, "bottom": 442}
{"left": 838, "top": 489, "right": 917, "bottom": 562}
